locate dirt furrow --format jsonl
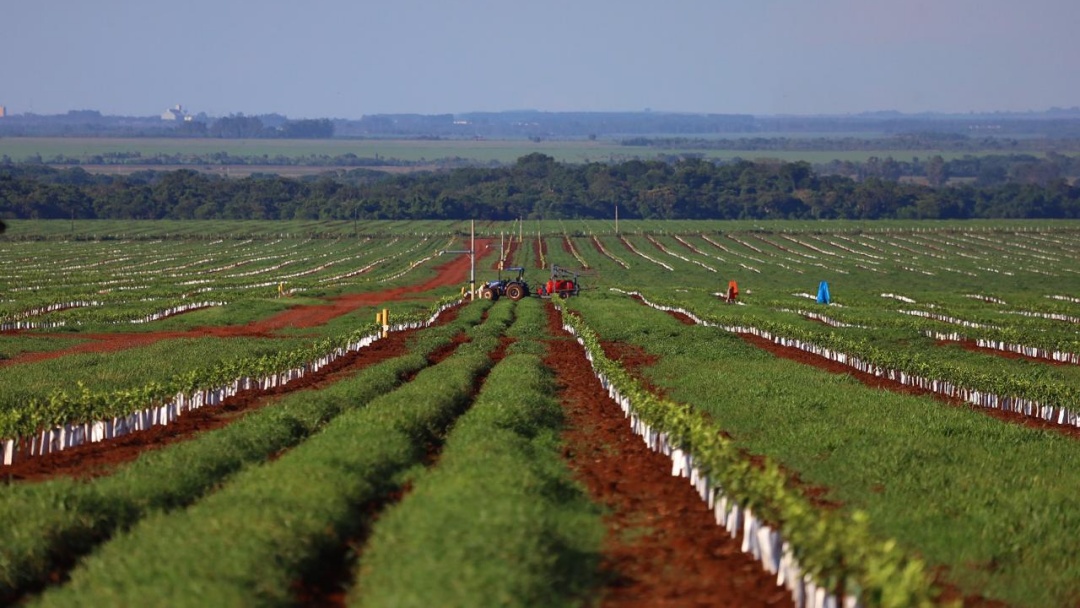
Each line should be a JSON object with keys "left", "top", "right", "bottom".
{"left": 543, "top": 303, "right": 792, "bottom": 608}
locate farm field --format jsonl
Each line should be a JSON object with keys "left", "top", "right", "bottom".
{"left": 0, "top": 136, "right": 1062, "bottom": 168}
{"left": 3, "top": 219, "right": 1080, "bottom": 606}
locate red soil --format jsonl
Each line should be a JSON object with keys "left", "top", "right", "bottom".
{"left": 544, "top": 303, "right": 793, "bottom": 608}
{"left": 491, "top": 236, "right": 520, "bottom": 270}
{"left": 0, "top": 240, "right": 493, "bottom": 367}
{"left": 600, "top": 340, "right": 665, "bottom": 397}
{"left": 562, "top": 236, "right": 575, "bottom": 255}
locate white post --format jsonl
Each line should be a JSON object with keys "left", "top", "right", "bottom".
{"left": 470, "top": 219, "right": 476, "bottom": 298}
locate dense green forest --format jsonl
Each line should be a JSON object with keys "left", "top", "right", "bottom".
{"left": 1, "top": 154, "right": 1078, "bottom": 221}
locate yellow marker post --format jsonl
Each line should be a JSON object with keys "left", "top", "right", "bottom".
{"left": 380, "top": 308, "right": 389, "bottom": 338}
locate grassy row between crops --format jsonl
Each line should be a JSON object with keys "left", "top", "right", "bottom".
{"left": 708, "top": 294, "right": 1080, "bottom": 391}
{"left": 353, "top": 297, "right": 604, "bottom": 608}
{"left": 28, "top": 301, "right": 513, "bottom": 607}
{"left": 0, "top": 300, "right": 490, "bottom": 602}
{"left": 572, "top": 292, "right": 1080, "bottom": 607}
{"left": 741, "top": 289, "right": 1080, "bottom": 358}
{"left": 634, "top": 289, "right": 1080, "bottom": 422}
{"left": 0, "top": 296, "right": 460, "bottom": 441}
{"left": 0, "top": 291, "right": 441, "bottom": 397}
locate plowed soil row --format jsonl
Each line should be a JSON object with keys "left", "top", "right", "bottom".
{"left": 1, "top": 239, "right": 494, "bottom": 367}
{"left": 2, "top": 307, "right": 467, "bottom": 483}
{"left": 543, "top": 303, "right": 793, "bottom": 608}
{"left": 492, "top": 236, "right": 520, "bottom": 270}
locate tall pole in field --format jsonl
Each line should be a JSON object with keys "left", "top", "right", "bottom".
{"left": 615, "top": 204, "right": 619, "bottom": 235}
{"left": 470, "top": 219, "right": 475, "bottom": 298}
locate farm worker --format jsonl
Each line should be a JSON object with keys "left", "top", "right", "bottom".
{"left": 727, "top": 280, "right": 739, "bottom": 302}
{"left": 816, "top": 281, "right": 831, "bottom": 305}
{"left": 278, "top": 282, "right": 286, "bottom": 298}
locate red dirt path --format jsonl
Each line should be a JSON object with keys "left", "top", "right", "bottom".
{"left": 0, "top": 240, "right": 493, "bottom": 367}
{"left": 491, "top": 236, "right": 520, "bottom": 270}
{"left": 544, "top": 303, "right": 793, "bottom": 608}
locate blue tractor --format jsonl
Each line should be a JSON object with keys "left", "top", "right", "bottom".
{"left": 479, "top": 266, "right": 530, "bottom": 301}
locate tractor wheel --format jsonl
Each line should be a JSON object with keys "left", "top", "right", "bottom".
{"left": 506, "top": 283, "right": 526, "bottom": 301}
{"left": 480, "top": 287, "right": 495, "bottom": 300}
{"left": 558, "top": 290, "right": 570, "bottom": 299}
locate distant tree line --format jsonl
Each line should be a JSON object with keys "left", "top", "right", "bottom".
{"left": 1, "top": 154, "right": 1078, "bottom": 222}
{"left": 193, "top": 115, "right": 334, "bottom": 139}
{"left": 816, "top": 152, "right": 1080, "bottom": 188}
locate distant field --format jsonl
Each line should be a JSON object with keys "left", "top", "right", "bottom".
{"left": 0, "top": 136, "right": 1065, "bottom": 168}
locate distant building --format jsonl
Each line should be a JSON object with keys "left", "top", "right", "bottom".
{"left": 0, "top": 105, "right": 6, "bottom": 118}
{"left": 161, "top": 104, "right": 192, "bottom": 121}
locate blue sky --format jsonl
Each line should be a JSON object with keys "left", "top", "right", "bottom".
{"left": 1, "top": 0, "right": 1076, "bottom": 118}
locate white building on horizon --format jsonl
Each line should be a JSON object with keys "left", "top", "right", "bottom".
{"left": 161, "top": 104, "right": 192, "bottom": 121}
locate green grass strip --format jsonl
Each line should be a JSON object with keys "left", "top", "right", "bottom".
{"left": 353, "top": 299, "right": 603, "bottom": 608}
{"left": 29, "top": 302, "right": 512, "bottom": 607}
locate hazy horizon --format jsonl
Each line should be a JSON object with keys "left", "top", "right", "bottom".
{"left": 2, "top": 0, "right": 1077, "bottom": 120}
